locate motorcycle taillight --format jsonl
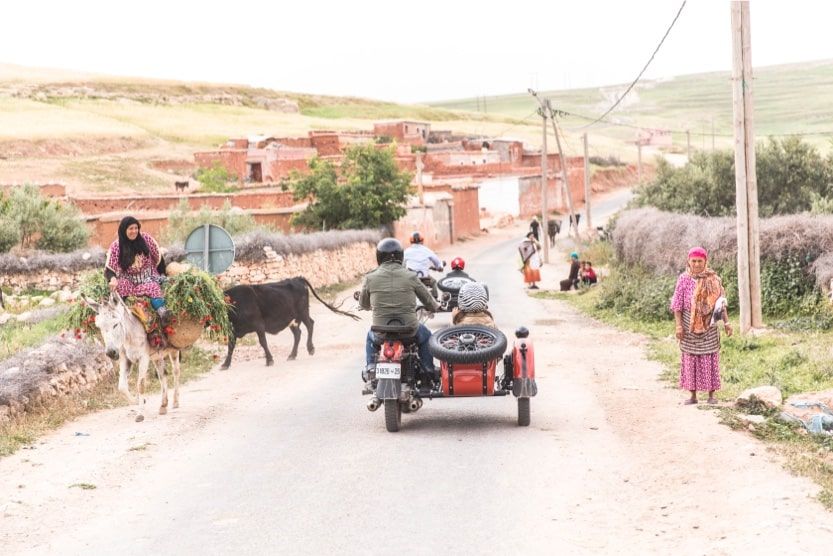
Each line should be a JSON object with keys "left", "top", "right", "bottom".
{"left": 383, "top": 342, "right": 396, "bottom": 361}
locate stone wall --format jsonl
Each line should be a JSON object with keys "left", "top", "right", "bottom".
{"left": 0, "top": 241, "right": 378, "bottom": 293}
{"left": 220, "top": 242, "right": 376, "bottom": 287}
{"left": 0, "top": 337, "right": 113, "bottom": 424}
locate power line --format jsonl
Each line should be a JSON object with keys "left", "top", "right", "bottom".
{"left": 581, "top": 0, "right": 687, "bottom": 129}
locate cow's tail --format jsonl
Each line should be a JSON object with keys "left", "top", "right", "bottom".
{"left": 300, "top": 277, "right": 360, "bottom": 321}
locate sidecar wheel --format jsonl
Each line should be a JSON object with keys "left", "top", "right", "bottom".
{"left": 429, "top": 325, "right": 507, "bottom": 364}
{"left": 517, "top": 397, "right": 530, "bottom": 427}
{"left": 384, "top": 400, "right": 401, "bottom": 432}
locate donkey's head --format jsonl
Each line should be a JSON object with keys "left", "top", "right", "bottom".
{"left": 84, "top": 293, "right": 130, "bottom": 360}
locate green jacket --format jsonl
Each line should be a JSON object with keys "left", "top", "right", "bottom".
{"left": 360, "top": 261, "right": 439, "bottom": 329}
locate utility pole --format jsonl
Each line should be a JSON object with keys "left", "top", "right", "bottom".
{"left": 547, "top": 105, "right": 577, "bottom": 237}
{"left": 415, "top": 152, "right": 425, "bottom": 205}
{"left": 686, "top": 129, "right": 691, "bottom": 160}
{"left": 529, "top": 89, "right": 550, "bottom": 263}
{"left": 583, "top": 133, "right": 591, "bottom": 231}
{"left": 731, "top": 0, "right": 763, "bottom": 332}
{"left": 637, "top": 141, "right": 642, "bottom": 183}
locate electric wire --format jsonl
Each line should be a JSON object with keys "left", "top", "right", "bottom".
{"left": 581, "top": 0, "right": 687, "bottom": 129}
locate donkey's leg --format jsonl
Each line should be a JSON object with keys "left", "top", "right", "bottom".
{"left": 156, "top": 356, "right": 169, "bottom": 415}
{"left": 135, "top": 356, "right": 150, "bottom": 422}
{"left": 172, "top": 352, "right": 181, "bottom": 409}
{"left": 117, "top": 354, "right": 132, "bottom": 404}
{"left": 287, "top": 322, "right": 301, "bottom": 360}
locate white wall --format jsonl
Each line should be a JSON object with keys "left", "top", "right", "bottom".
{"left": 477, "top": 176, "right": 520, "bottom": 216}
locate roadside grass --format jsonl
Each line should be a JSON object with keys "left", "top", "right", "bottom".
{"left": 0, "top": 346, "right": 215, "bottom": 458}
{"left": 534, "top": 286, "right": 833, "bottom": 509}
{"left": 0, "top": 314, "right": 67, "bottom": 360}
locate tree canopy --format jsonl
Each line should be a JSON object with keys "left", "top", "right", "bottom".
{"left": 288, "top": 144, "right": 413, "bottom": 230}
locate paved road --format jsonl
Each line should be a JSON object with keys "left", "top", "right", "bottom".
{"left": 5, "top": 198, "right": 833, "bottom": 554}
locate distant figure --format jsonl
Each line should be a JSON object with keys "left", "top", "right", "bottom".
{"left": 547, "top": 218, "right": 561, "bottom": 247}
{"left": 175, "top": 181, "right": 189, "bottom": 193}
{"left": 580, "top": 261, "right": 597, "bottom": 286}
{"left": 559, "top": 252, "right": 581, "bottom": 291}
{"left": 518, "top": 232, "right": 542, "bottom": 290}
{"left": 529, "top": 216, "right": 540, "bottom": 241}
{"left": 568, "top": 213, "right": 581, "bottom": 230}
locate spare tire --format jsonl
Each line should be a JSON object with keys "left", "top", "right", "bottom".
{"left": 429, "top": 324, "right": 507, "bottom": 364}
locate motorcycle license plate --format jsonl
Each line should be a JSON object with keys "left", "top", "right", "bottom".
{"left": 375, "top": 362, "right": 401, "bottom": 379}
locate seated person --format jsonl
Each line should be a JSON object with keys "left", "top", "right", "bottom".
{"left": 580, "top": 261, "right": 598, "bottom": 285}
{"left": 451, "top": 282, "right": 496, "bottom": 328}
{"left": 559, "top": 252, "right": 581, "bottom": 291}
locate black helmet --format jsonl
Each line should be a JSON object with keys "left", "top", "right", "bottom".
{"left": 410, "top": 231, "right": 424, "bottom": 244}
{"left": 376, "top": 238, "right": 404, "bottom": 265}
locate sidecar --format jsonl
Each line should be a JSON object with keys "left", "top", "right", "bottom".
{"left": 427, "top": 324, "right": 538, "bottom": 426}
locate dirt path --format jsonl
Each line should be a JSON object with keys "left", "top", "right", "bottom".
{"left": 1, "top": 225, "right": 832, "bottom": 554}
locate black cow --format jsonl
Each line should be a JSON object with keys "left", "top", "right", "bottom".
{"left": 221, "top": 277, "right": 358, "bottom": 370}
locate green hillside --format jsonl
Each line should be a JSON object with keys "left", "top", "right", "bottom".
{"left": 431, "top": 59, "right": 833, "bottom": 152}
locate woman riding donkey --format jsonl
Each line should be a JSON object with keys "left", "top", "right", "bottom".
{"left": 104, "top": 216, "right": 170, "bottom": 347}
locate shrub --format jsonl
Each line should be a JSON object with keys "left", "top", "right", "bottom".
{"left": 589, "top": 155, "right": 625, "bottom": 167}
{"left": 0, "top": 216, "right": 21, "bottom": 253}
{"left": 288, "top": 144, "right": 412, "bottom": 230}
{"left": 0, "top": 185, "right": 88, "bottom": 252}
{"left": 163, "top": 199, "right": 259, "bottom": 244}
{"left": 595, "top": 266, "right": 677, "bottom": 322}
{"left": 195, "top": 162, "right": 235, "bottom": 193}
{"left": 36, "top": 202, "right": 90, "bottom": 252}
{"left": 633, "top": 137, "right": 833, "bottom": 216}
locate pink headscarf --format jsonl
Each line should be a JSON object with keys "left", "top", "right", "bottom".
{"left": 688, "top": 246, "right": 708, "bottom": 260}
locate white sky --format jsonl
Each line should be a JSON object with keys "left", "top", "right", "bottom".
{"left": 2, "top": 0, "right": 832, "bottom": 103}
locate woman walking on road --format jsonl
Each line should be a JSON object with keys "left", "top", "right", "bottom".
{"left": 518, "top": 231, "right": 542, "bottom": 289}
{"left": 670, "top": 247, "right": 732, "bottom": 405}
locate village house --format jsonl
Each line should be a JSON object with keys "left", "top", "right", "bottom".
{"left": 372, "top": 120, "right": 430, "bottom": 145}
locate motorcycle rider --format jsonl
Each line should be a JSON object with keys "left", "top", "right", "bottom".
{"left": 404, "top": 231, "right": 443, "bottom": 298}
{"left": 360, "top": 238, "right": 440, "bottom": 383}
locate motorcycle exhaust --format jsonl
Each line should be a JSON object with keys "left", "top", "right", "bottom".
{"left": 367, "top": 397, "right": 381, "bottom": 412}
{"left": 408, "top": 397, "right": 421, "bottom": 412}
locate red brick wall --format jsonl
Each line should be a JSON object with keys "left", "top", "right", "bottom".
{"left": 373, "top": 122, "right": 402, "bottom": 140}
{"left": 194, "top": 150, "right": 247, "bottom": 179}
{"left": 425, "top": 185, "right": 481, "bottom": 239}
{"left": 85, "top": 209, "right": 297, "bottom": 248}
{"left": 72, "top": 189, "right": 297, "bottom": 215}
{"left": 518, "top": 170, "right": 587, "bottom": 218}
{"left": 310, "top": 134, "right": 341, "bottom": 156}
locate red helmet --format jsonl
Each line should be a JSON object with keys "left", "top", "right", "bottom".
{"left": 451, "top": 257, "right": 465, "bottom": 270}
{"left": 410, "top": 231, "right": 424, "bottom": 244}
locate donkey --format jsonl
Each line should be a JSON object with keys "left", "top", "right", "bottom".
{"left": 85, "top": 293, "right": 182, "bottom": 422}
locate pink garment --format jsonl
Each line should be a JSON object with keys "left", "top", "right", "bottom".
{"left": 679, "top": 352, "right": 721, "bottom": 392}
{"left": 688, "top": 246, "right": 708, "bottom": 260}
{"left": 672, "top": 272, "right": 722, "bottom": 392}
{"left": 105, "top": 232, "right": 164, "bottom": 299}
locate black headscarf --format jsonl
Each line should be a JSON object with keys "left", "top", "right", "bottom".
{"left": 117, "top": 216, "right": 150, "bottom": 271}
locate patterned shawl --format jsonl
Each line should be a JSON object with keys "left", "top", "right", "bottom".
{"left": 689, "top": 268, "right": 722, "bottom": 334}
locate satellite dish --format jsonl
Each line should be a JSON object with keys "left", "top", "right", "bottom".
{"left": 184, "top": 224, "right": 235, "bottom": 275}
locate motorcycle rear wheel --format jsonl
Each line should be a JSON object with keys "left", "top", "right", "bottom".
{"left": 384, "top": 400, "right": 401, "bottom": 432}
{"left": 517, "top": 397, "right": 530, "bottom": 427}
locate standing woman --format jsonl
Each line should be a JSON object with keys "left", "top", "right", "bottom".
{"left": 670, "top": 247, "right": 733, "bottom": 405}
{"left": 518, "top": 231, "right": 542, "bottom": 289}
{"left": 104, "top": 216, "right": 168, "bottom": 319}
